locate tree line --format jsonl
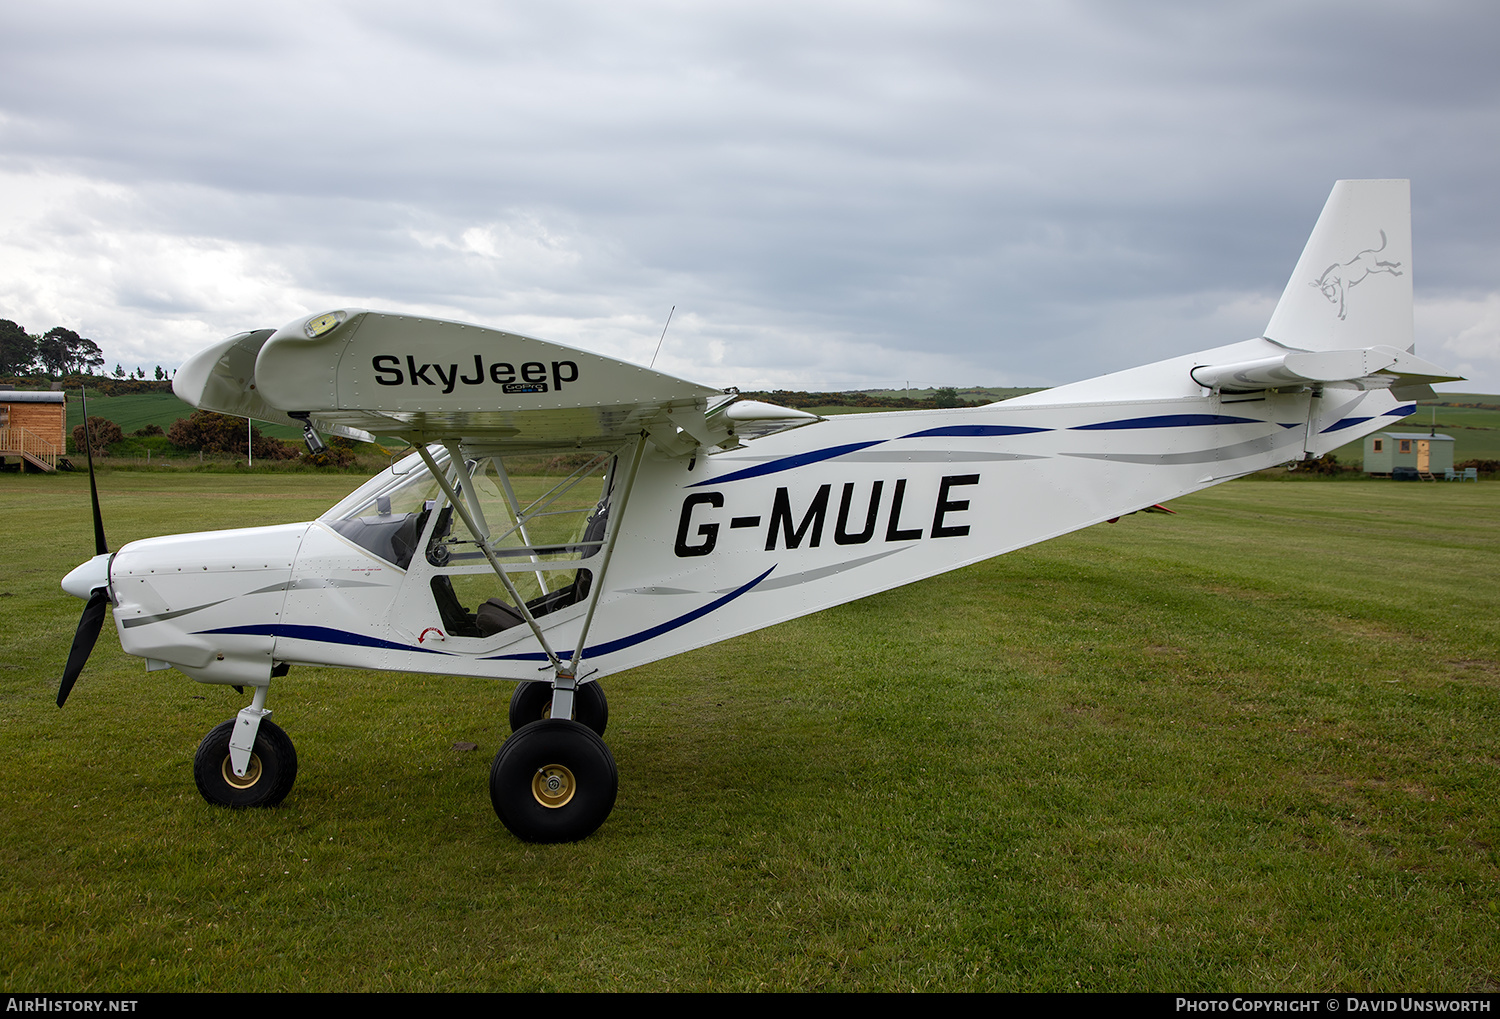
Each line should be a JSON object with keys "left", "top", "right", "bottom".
{"left": 738, "top": 387, "right": 985, "bottom": 410}
{"left": 2, "top": 318, "right": 175, "bottom": 392}
{"left": 0, "top": 319, "right": 106, "bottom": 376}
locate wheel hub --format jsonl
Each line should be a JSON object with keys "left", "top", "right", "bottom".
{"left": 221, "top": 752, "right": 263, "bottom": 790}
{"left": 531, "top": 764, "right": 575, "bottom": 808}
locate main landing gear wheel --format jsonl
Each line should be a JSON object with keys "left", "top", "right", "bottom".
{"left": 508, "top": 680, "right": 608, "bottom": 736}
{"left": 490, "top": 719, "right": 617, "bottom": 843}
{"left": 193, "top": 718, "right": 298, "bottom": 809}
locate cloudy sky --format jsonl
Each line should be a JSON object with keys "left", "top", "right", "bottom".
{"left": 2, "top": 0, "right": 1497, "bottom": 393}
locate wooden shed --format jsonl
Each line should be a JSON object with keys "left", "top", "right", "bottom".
{"left": 0, "top": 390, "right": 66, "bottom": 472}
{"left": 1363, "top": 430, "right": 1455, "bottom": 479}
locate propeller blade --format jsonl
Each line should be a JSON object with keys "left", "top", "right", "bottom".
{"left": 58, "top": 588, "right": 109, "bottom": 708}
{"left": 79, "top": 387, "right": 108, "bottom": 556}
{"left": 59, "top": 387, "right": 112, "bottom": 707}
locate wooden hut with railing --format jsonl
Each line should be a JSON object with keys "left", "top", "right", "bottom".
{"left": 0, "top": 389, "right": 65, "bottom": 472}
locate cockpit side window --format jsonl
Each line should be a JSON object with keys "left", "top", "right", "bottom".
{"left": 421, "top": 450, "right": 614, "bottom": 637}
{"left": 424, "top": 452, "right": 612, "bottom": 571}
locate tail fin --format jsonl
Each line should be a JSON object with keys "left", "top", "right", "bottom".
{"left": 1263, "top": 179, "right": 1413, "bottom": 353}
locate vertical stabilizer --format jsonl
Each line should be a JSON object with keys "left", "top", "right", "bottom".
{"left": 1263, "top": 179, "right": 1413, "bottom": 353}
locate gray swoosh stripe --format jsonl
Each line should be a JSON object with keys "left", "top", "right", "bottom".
{"left": 722, "top": 547, "right": 909, "bottom": 592}
{"left": 287, "top": 578, "right": 391, "bottom": 590}
{"left": 122, "top": 598, "right": 236, "bottom": 629}
{"left": 1060, "top": 433, "right": 1296, "bottom": 465}
{"left": 621, "top": 549, "right": 911, "bottom": 598}
{"left": 121, "top": 576, "right": 385, "bottom": 628}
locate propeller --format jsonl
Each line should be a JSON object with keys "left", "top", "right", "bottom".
{"left": 58, "top": 387, "right": 110, "bottom": 708}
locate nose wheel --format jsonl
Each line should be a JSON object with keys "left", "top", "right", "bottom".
{"left": 193, "top": 717, "right": 298, "bottom": 808}
{"left": 490, "top": 719, "right": 617, "bottom": 843}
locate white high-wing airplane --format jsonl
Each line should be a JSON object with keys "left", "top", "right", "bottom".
{"left": 59, "top": 180, "right": 1459, "bottom": 842}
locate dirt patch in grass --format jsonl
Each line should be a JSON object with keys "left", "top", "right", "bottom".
{"left": 1445, "top": 658, "right": 1499, "bottom": 672}
{"left": 1323, "top": 617, "right": 1414, "bottom": 642}
{"left": 1335, "top": 776, "right": 1443, "bottom": 802}
{"left": 1443, "top": 659, "right": 1500, "bottom": 688}
{"left": 1202, "top": 584, "right": 1282, "bottom": 602}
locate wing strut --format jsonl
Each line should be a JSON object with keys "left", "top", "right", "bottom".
{"left": 415, "top": 444, "right": 566, "bottom": 673}
{"left": 492, "top": 458, "right": 551, "bottom": 597}
{"left": 566, "top": 432, "right": 647, "bottom": 679}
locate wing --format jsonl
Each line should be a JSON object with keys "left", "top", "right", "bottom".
{"left": 174, "top": 310, "right": 815, "bottom": 452}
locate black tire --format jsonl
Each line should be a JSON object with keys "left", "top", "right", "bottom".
{"left": 490, "top": 719, "right": 617, "bottom": 843}
{"left": 193, "top": 717, "right": 298, "bottom": 809}
{"left": 508, "top": 680, "right": 608, "bottom": 736}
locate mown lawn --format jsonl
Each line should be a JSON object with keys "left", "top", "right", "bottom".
{"left": 1, "top": 470, "right": 1496, "bottom": 991}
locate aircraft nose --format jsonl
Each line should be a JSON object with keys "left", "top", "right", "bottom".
{"left": 62, "top": 553, "right": 111, "bottom": 600}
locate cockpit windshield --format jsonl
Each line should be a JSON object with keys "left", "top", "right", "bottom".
{"left": 321, "top": 448, "right": 448, "bottom": 569}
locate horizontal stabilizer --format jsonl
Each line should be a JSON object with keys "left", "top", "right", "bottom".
{"left": 1191, "top": 345, "right": 1462, "bottom": 393}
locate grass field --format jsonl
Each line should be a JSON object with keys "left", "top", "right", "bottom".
{"left": 2, "top": 470, "right": 1497, "bottom": 992}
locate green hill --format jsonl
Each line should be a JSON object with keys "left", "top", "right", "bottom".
{"left": 65, "top": 390, "right": 303, "bottom": 441}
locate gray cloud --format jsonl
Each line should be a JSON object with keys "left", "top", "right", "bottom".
{"left": 1, "top": 0, "right": 1496, "bottom": 391}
